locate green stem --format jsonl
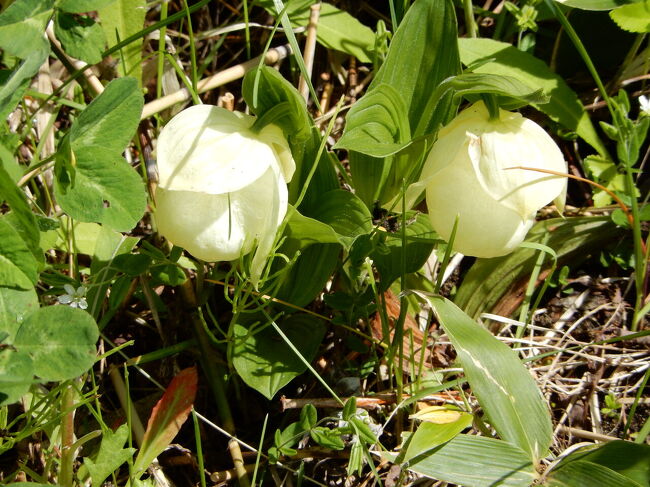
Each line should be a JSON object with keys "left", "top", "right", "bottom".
{"left": 156, "top": 0, "right": 169, "bottom": 101}
{"left": 546, "top": 0, "right": 647, "bottom": 328}
{"left": 463, "top": 0, "right": 477, "bottom": 38}
{"left": 180, "top": 279, "right": 250, "bottom": 487}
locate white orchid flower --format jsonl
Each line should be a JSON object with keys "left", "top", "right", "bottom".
{"left": 421, "top": 101, "right": 567, "bottom": 258}
{"left": 154, "top": 105, "right": 295, "bottom": 285}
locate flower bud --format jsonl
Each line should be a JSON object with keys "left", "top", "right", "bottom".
{"left": 155, "top": 105, "right": 295, "bottom": 283}
{"left": 421, "top": 101, "right": 567, "bottom": 258}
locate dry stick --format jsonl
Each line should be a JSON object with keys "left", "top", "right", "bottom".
{"left": 298, "top": 3, "right": 321, "bottom": 101}
{"left": 46, "top": 24, "right": 104, "bottom": 96}
{"left": 141, "top": 45, "right": 291, "bottom": 119}
{"left": 280, "top": 393, "right": 459, "bottom": 411}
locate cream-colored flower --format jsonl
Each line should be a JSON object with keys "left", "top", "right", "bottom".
{"left": 421, "top": 101, "right": 567, "bottom": 258}
{"left": 155, "top": 105, "right": 295, "bottom": 283}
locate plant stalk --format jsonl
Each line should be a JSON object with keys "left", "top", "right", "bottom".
{"left": 180, "top": 278, "right": 250, "bottom": 487}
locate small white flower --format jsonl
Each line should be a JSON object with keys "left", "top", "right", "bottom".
{"left": 639, "top": 95, "right": 650, "bottom": 117}
{"left": 58, "top": 284, "right": 88, "bottom": 310}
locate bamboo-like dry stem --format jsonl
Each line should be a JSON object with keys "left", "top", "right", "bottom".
{"left": 280, "top": 393, "right": 459, "bottom": 411}
{"left": 47, "top": 24, "right": 104, "bottom": 96}
{"left": 141, "top": 45, "right": 290, "bottom": 119}
{"left": 298, "top": 3, "right": 321, "bottom": 101}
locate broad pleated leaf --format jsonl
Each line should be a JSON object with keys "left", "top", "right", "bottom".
{"left": 459, "top": 37, "right": 607, "bottom": 156}
{"left": 546, "top": 460, "right": 642, "bottom": 487}
{"left": 98, "top": 0, "right": 146, "bottom": 85}
{"left": 455, "top": 216, "right": 624, "bottom": 319}
{"left": 403, "top": 435, "right": 537, "bottom": 487}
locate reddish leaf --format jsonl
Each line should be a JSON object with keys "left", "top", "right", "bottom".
{"left": 133, "top": 366, "right": 198, "bottom": 474}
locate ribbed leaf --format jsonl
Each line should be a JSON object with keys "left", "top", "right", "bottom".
{"left": 429, "top": 296, "right": 552, "bottom": 461}
{"left": 455, "top": 216, "right": 624, "bottom": 319}
{"left": 459, "top": 37, "right": 607, "bottom": 156}
{"left": 404, "top": 435, "right": 537, "bottom": 487}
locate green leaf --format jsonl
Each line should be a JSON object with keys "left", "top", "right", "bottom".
{"left": 459, "top": 37, "right": 608, "bottom": 156}
{"left": 0, "top": 285, "right": 38, "bottom": 344}
{"left": 0, "top": 165, "right": 40, "bottom": 259}
{"left": 429, "top": 296, "right": 552, "bottom": 461}
{"left": 0, "top": 348, "right": 34, "bottom": 406}
{"left": 54, "top": 78, "right": 145, "bottom": 231}
{"left": 69, "top": 77, "right": 143, "bottom": 154}
{"left": 401, "top": 413, "right": 473, "bottom": 464}
{"left": 13, "top": 305, "right": 99, "bottom": 381}
{"left": 55, "top": 11, "right": 107, "bottom": 64}
{"left": 334, "top": 84, "right": 411, "bottom": 157}
{"left": 284, "top": 210, "right": 343, "bottom": 248}
{"left": 401, "top": 435, "right": 537, "bottom": 487}
{"left": 546, "top": 460, "right": 642, "bottom": 487}
{"left": 288, "top": 127, "right": 339, "bottom": 213}
{"left": 610, "top": 2, "right": 650, "bottom": 32}
{"left": 58, "top": 0, "right": 117, "bottom": 13}
{"left": 0, "top": 257, "right": 32, "bottom": 290}
{"left": 455, "top": 216, "right": 624, "bottom": 319}
{"left": 371, "top": 212, "right": 438, "bottom": 291}
{"left": 371, "top": 0, "right": 461, "bottom": 133}
{"left": 0, "top": 218, "right": 39, "bottom": 286}
{"left": 0, "top": 47, "right": 49, "bottom": 128}
{"left": 133, "top": 367, "right": 198, "bottom": 474}
{"left": 243, "top": 66, "right": 311, "bottom": 142}
{"left": 98, "top": 0, "right": 146, "bottom": 84}
{"left": 84, "top": 424, "right": 136, "bottom": 486}
{"left": 345, "top": 0, "right": 460, "bottom": 207}
{"left": 0, "top": 0, "right": 53, "bottom": 59}
{"left": 257, "top": 1, "right": 375, "bottom": 62}
{"left": 310, "top": 427, "right": 345, "bottom": 450}
{"left": 272, "top": 243, "right": 340, "bottom": 308}
{"left": 233, "top": 313, "right": 326, "bottom": 399}
{"left": 552, "top": 441, "right": 650, "bottom": 487}
{"left": 554, "top": 0, "right": 644, "bottom": 10}
{"left": 315, "top": 190, "right": 373, "bottom": 248}
{"left": 55, "top": 148, "right": 147, "bottom": 232}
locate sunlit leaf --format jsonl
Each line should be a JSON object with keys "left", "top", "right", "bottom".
{"left": 98, "top": 0, "right": 146, "bottom": 85}
{"left": 429, "top": 296, "right": 552, "bottom": 461}
{"left": 233, "top": 314, "right": 326, "bottom": 399}
{"left": 13, "top": 305, "right": 99, "bottom": 381}
{"left": 396, "top": 434, "right": 538, "bottom": 486}
{"left": 84, "top": 424, "right": 136, "bottom": 486}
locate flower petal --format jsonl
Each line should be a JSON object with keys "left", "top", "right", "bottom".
{"left": 155, "top": 165, "right": 287, "bottom": 264}
{"left": 258, "top": 123, "right": 296, "bottom": 183}
{"left": 156, "top": 105, "right": 276, "bottom": 194}
{"left": 426, "top": 149, "right": 534, "bottom": 258}
{"left": 467, "top": 102, "right": 567, "bottom": 218}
